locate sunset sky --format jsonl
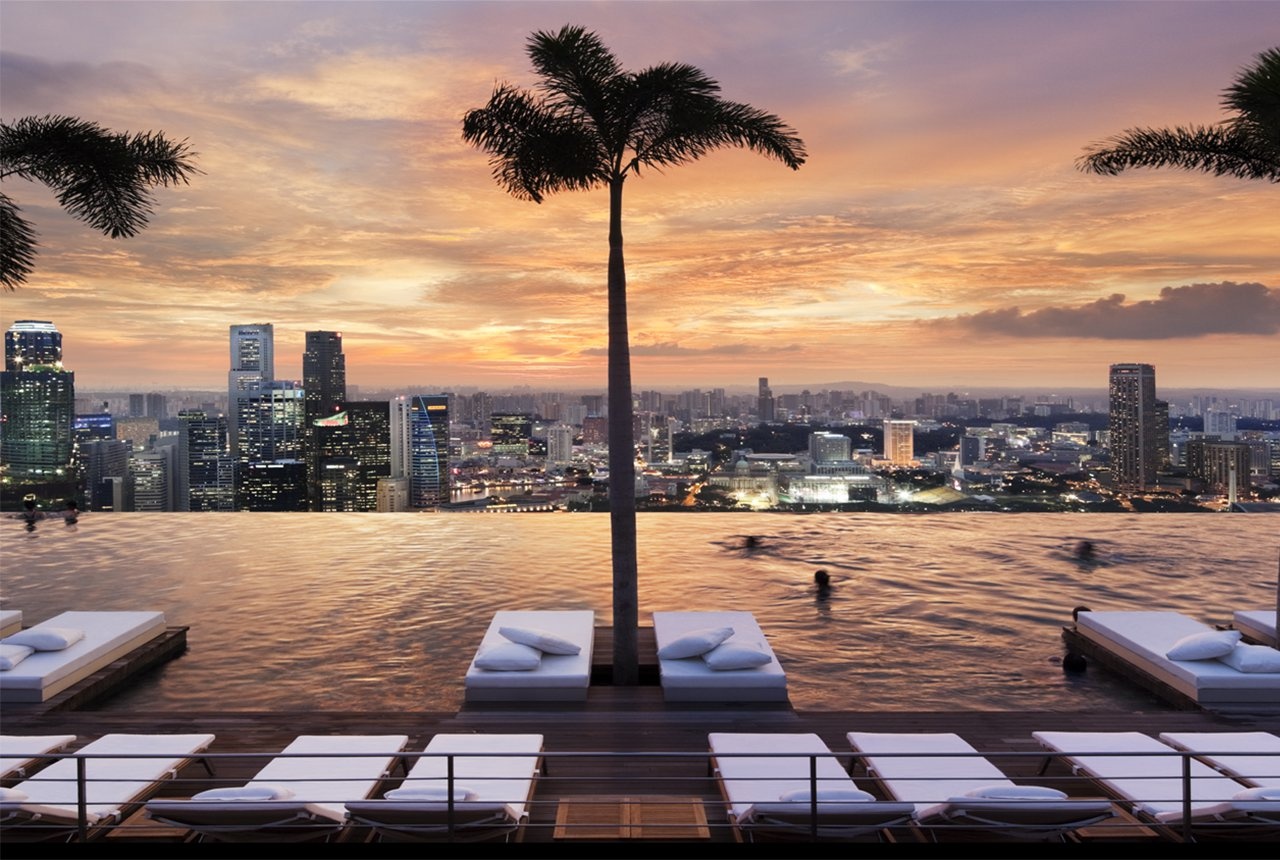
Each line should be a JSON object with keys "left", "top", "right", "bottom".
{"left": 2, "top": 1, "right": 1277, "bottom": 393}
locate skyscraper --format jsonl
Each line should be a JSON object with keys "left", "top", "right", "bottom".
{"left": 408, "top": 395, "right": 450, "bottom": 508}
{"left": 1108, "top": 363, "right": 1159, "bottom": 492}
{"left": 179, "top": 410, "right": 234, "bottom": 512}
{"left": 490, "top": 413, "right": 532, "bottom": 457}
{"left": 883, "top": 420, "right": 915, "bottom": 465}
{"left": 1, "top": 320, "right": 76, "bottom": 506}
{"left": 303, "top": 331, "right": 345, "bottom": 425}
{"left": 312, "top": 401, "right": 391, "bottom": 511}
{"left": 236, "top": 381, "right": 305, "bottom": 464}
{"left": 228, "top": 323, "right": 274, "bottom": 455}
{"left": 758, "top": 377, "right": 775, "bottom": 422}
{"left": 302, "top": 330, "right": 346, "bottom": 508}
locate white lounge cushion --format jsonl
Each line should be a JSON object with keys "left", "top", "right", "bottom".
{"left": 657, "top": 626, "right": 734, "bottom": 659}
{"left": 1219, "top": 643, "right": 1280, "bottom": 674}
{"left": 0, "top": 643, "right": 34, "bottom": 671}
{"left": 3, "top": 627, "right": 85, "bottom": 652}
{"left": 498, "top": 625, "right": 580, "bottom": 656}
{"left": 0, "top": 787, "right": 29, "bottom": 802}
{"left": 473, "top": 641, "right": 542, "bottom": 671}
{"left": 961, "top": 784, "right": 1069, "bottom": 801}
{"left": 778, "top": 787, "right": 876, "bottom": 803}
{"left": 384, "top": 785, "right": 479, "bottom": 802}
{"left": 1166, "top": 629, "right": 1241, "bottom": 661}
{"left": 703, "top": 640, "right": 773, "bottom": 671}
{"left": 191, "top": 784, "right": 296, "bottom": 801}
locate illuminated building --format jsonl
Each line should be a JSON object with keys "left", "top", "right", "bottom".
{"left": 547, "top": 424, "right": 575, "bottom": 464}
{"left": 883, "top": 420, "right": 915, "bottom": 466}
{"left": 809, "top": 431, "right": 851, "bottom": 463}
{"left": 409, "top": 395, "right": 450, "bottom": 507}
{"left": 1, "top": 321, "right": 76, "bottom": 505}
{"left": 179, "top": 410, "right": 234, "bottom": 512}
{"left": 228, "top": 323, "right": 274, "bottom": 455}
{"left": 235, "top": 460, "right": 307, "bottom": 511}
{"left": 1108, "top": 363, "right": 1158, "bottom": 491}
{"left": 490, "top": 413, "right": 532, "bottom": 457}
{"left": 312, "top": 401, "right": 391, "bottom": 511}
{"left": 303, "top": 330, "right": 346, "bottom": 508}
{"left": 236, "top": 381, "right": 305, "bottom": 464}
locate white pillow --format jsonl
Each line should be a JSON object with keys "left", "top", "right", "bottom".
{"left": 0, "top": 643, "right": 34, "bottom": 671}
{"left": 385, "top": 785, "right": 479, "bottom": 802}
{"left": 657, "top": 626, "right": 734, "bottom": 659}
{"left": 474, "top": 641, "right": 542, "bottom": 671}
{"left": 778, "top": 788, "right": 876, "bottom": 803}
{"left": 961, "top": 784, "right": 1068, "bottom": 801}
{"left": 498, "top": 625, "right": 581, "bottom": 656}
{"left": 1165, "top": 629, "right": 1241, "bottom": 661}
{"left": 192, "top": 784, "right": 296, "bottom": 801}
{"left": 1232, "top": 787, "right": 1280, "bottom": 802}
{"left": 702, "top": 640, "right": 772, "bottom": 671}
{"left": 3, "top": 627, "right": 85, "bottom": 652}
{"left": 0, "top": 787, "right": 30, "bottom": 802}
{"left": 1218, "top": 643, "right": 1280, "bottom": 674}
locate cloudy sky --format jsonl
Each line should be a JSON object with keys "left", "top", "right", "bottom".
{"left": 2, "top": 1, "right": 1277, "bottom": 393}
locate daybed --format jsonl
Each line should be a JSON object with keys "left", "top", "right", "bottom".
{"left": 1234, "top": 609, "right": 1278, "bottom": 647}
{"left": 0, "top": 733, "right": 216, "bottom": 840}
{"left": 0, "top": 610, "right": 22, "bottom": 638}
{"left": 463, "top": 610, "right": 595, "bottom": 703}
{"left": 0, "top": 610, "right": 167, "bottom": 704}
{"left": 846, "top": 731, "right": 1112, "bottom": 841}
{"left": 346, "top": 733, "right": 543, "bottom": 841}
{"left": 653, "top": 611, "right": 788, "bottom": 703}
{"left": 146, "top": 734, "right": 409, "bottom": 842}
{"left": 1033, "top": 730, "right": 1280, "bottom": 838}
{"left": 1071, "top": 610, "right": 1280, "bottom": 710}
{"left": 0, "top": 735, "right": 77, "bottom": 781}
{"left": 1158, "top": 732, "right": 1280, "bottom": 789}
{"left": 707, "top": 732, "right": 913, "bottom": 841}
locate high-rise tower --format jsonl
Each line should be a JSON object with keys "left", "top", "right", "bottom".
{"left": 757, "top": 377, "right": 775, "bottom": 423}
{"left": 883, "top": 420, "right": 915, "bottom": 466}
{"left": 302, "top": 331, "right": 345, "bottom": 508}
{"left": 228, "top": 323, "right": 274, "bottom": 455}
{"left": 408, "top": 395, "right": 450, "bottom": 508}
{"left": 1108, "top": 363, "right": 1159, "bottom": 492}
{"left": 1, "top": 320, "right": 76, "bottom": 506}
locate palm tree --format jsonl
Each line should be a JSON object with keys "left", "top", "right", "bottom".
{"left": 1, "top": 115, "right": 199, "bottom": 289}
{"left": 462, "top": 25, "right": 805, "bottom": 683}
{"left": 1079, "top": 47, "right": 1279, "bottom": 182}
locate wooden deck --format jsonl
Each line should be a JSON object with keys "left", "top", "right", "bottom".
{"left": 4, "top": 625, "right": 1279, "bottom": 851}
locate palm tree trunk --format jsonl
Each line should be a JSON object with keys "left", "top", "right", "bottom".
{"left": 607, "top": 176, "right": 639, "bottom": 685}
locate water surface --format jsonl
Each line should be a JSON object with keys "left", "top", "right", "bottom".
{"left": 2, "top": 512, "right": 1274, "bottom": 712}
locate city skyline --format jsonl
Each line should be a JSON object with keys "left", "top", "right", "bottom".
{"left": 2, "top": 2, "right": 1278, "bottom": 390}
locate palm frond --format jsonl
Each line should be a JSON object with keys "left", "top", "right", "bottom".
{"left": 0, "top": 193, "right": 37, "bottom": 291}
{"left": 1224, "top": 47, "right": 1280, "bottom": 150}
{"left": 527, "top": 26, "right": 622, "bottom": 129}
{"left": 1078, "top": 124, "right": 1280, "bottom": 182}
{"left": 1, "top": 114, "right": 199, "bottom": 238}
{"left": 462, "top": 84, "right": 607, "bottom": 202}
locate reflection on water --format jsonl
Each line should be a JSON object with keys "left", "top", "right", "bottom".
{"left": 1, "top": 513, "right": 1274, "bottom": 712}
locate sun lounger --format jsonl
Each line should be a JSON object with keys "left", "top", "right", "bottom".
{"left": 0, "top": 735, "right": 77, "bottom": 781}
{"left": 1032, "top": 730, "right": 1280, "bottom": 836}
{"left": 653, "top": 612, "right": 788, "bottom": 702}
{"left": 1234, "top": 610, "right": 1278, "bottom": 647}
{"left": 345, "top": 733, "right": 543, "bottom": 842}
{"left": 0, "top": 610, "right": 21, "bottom": 638}
{"left": 708, "top": 732, "right": 913, "bottom": 841}
{"left": 846, "top": 732, "right": 1111, "bottom": 841}
{"left": 146, "top": 734, "right": 408, "bottom": 842}
{"left": 0, "top": 733, "right": 216, "bottom": 840}
{"left": 464, "top": 610, "right": 595, "bottom": 702}
{"left": 0, "top": 610, "right": 167, "bottom": 703}
{"left": 1158, "top": 732, "right": 1280, "bottom": 788}
{"left": 1072, "top": 610, "right": 1280, "bottom": 710}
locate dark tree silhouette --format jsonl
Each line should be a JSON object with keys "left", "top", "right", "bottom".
{"left": 462, "top": 26, "right": 805, "bottom": 682}
{"left": 1, "top": 115, "right": 198, "bottom": 289}
{"left": 1079, "top": 47, "right": 1279, "bottom": 182}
